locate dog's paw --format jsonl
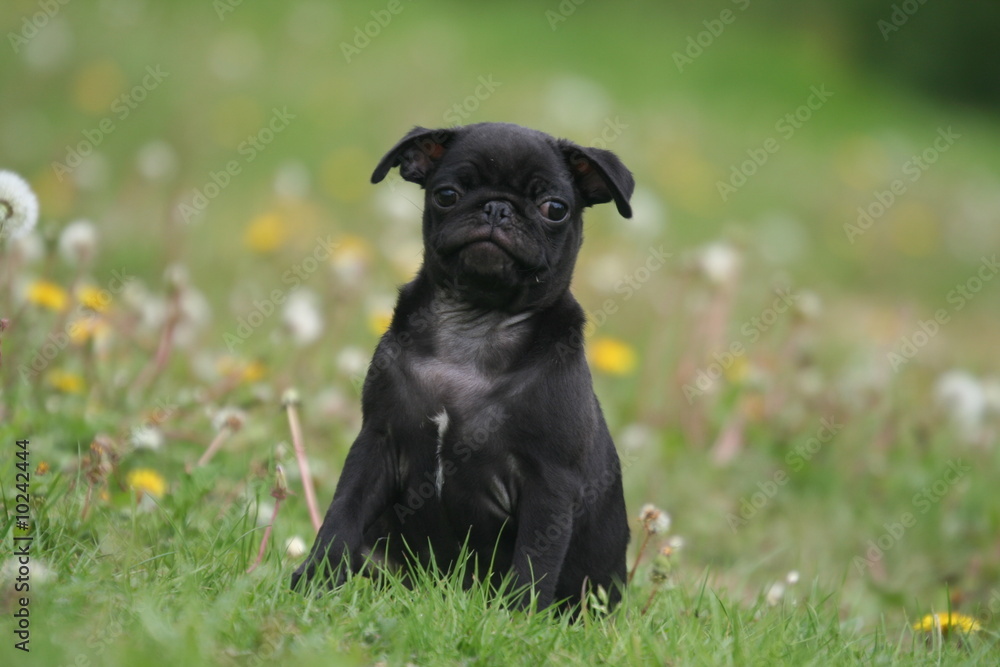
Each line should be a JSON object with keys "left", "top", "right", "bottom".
{"left": 289, "top": 560, "right": 313, "bottom": 591}
{"left": 290, "top": 558, "right": 347, "bottom": 594}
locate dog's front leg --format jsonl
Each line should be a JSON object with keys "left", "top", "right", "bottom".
{"left": 290, "top": 425, "right": 395, "bottom": 590}
{"left": 509, "top": 468, "right": 577, "bottom": 610}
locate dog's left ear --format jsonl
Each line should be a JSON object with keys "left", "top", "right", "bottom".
{"left": 371, "top": 126, "right": 457, "bottom": 186}
{"left": 559, "top": 142, "right": 635, "bottom": 218}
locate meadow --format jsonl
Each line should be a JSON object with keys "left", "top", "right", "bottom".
{"left": 2, "top": 1, "right": 999, "bottom": 664}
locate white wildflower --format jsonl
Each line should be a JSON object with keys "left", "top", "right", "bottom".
{"left": 794, "top": 290, "right": 823, "bottom": 321}
{"left": 58, "top": 219, "right": 98, "bottom": 265}
{"left": 130, "top": 425, "right": 164, "bottom": 451}
{"left": 934, "top": 370, "right": 987, "bottom": 440}
{"left": 618, "top": 423, "right": 655, "bottom": 451}
{"left": 273, "top": 161, "right": 310, "bottom": 199}
{"left": 627, "top": 187, "right": 668, "bottom": 237}
{"left": 284, "top": 536, "right": 308, "bottom": 559}
{"left": 696, "top": 241, "right": 741, "bottom": 285}
{"left": 136, "top": 140, "right": 178, "bottom": 181}
{"left": 766, "top": 581, "right": 786, "bottom": 606}
{"left": 639, "top": 503, "right": 671, "bottom": 535}
{"left": 336, "top": 346, "right": 368, "bottom": 377}
{"left": 211, "top": 406, "right": 247, "bottom": 433}
{"left": 0, "top": 170, "right": 39, "bottom": 241}
{"left": 282, "top": 290, "right": 324, "bottom": 345}
{"left": 172, "top": 287, "right": 211, "bottom": 348}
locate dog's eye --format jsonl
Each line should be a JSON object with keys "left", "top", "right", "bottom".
{"left": 433, "top": 188, "right": 460, "bottom": 208}
{"left": 539, "top": 199, "right": 569, "bottom": 222}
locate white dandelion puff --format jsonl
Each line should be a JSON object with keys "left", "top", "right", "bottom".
{"left": 766, "top": 581, "right": 786, "bottom": 606}
{"left": 0, "top": 170, "right": 40, "bottom": 241}
{"left": 130, "top": 425, "right": 164, "bottom": 451}
{"left": 284, "top": 536, "right": 308, "bottom": 559}
{"left": 211, "top": 406, "right": 247, "bottom": 433}
{"left": 282, "top": 290, "right": 324, "bottom": 346}
{"left": 696, "top": 241, "right": 741, "bottom": 285}
{"left": 934, "top": 370, "right": 987, "bottom": 440}
{"left": 639, "top": 504, "right": 671, "bottom": 535}
{"left": 58, "top": 219, "right": 98, "bottom": 266}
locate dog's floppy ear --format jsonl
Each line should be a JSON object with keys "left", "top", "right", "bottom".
{"left": 559, "top": 142, "right": 635, "bottom": 218}
{"left": 371, "top": 126, "right": 457, "bottom": 186}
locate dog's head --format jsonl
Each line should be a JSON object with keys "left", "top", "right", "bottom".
{"left": 372, "top": 122, "right": 634, "bottom": 310}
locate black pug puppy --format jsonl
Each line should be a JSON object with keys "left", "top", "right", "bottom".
{"left": 292, "top": 122, "right": 633, "bottom": 612}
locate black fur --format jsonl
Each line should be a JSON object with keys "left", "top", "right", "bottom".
{"left": 292, "top": 122, "right": 633, "bottom": 612}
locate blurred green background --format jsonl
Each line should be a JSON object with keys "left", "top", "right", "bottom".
{"left": 3, "top": 0, "right": 1000, "bottom": 650}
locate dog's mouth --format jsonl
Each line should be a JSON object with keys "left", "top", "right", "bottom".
{"left": 441, "top": 228, "right": 520, "bottom": 262}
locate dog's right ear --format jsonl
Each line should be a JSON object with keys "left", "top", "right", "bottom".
{"left": 371, "top": 126, "right": 457, "bottom": 186}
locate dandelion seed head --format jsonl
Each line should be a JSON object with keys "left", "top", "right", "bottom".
{"left": 284, "top": 535, "right": 307, "bottom": 559}
{"left": 282, "top": 289, "right": 324, "bottom": 346}
{"left": 212, "top": 406, "right": 247, "bottom": 433}
{"left": 0, "top": 170, "right": 40, "bottom": 241}
{"left": 58, "top": 219, "right": 98, "bottom": 265}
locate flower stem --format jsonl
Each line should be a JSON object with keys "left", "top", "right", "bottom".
{"left": 285, "top": 399, "right": 321, "bottom": 532}
{"left": 196, "top": 427, "right": 231, "bottom": 468}
{"left": 246, "top": 496, "right": 283, "bottom": 574}
{"left": 627, "top": 529, "right": 651, "bottom": 586}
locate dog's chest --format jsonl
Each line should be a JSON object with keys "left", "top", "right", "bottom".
{"left": 399, "top": 307, "right": 532, "bottom": 517}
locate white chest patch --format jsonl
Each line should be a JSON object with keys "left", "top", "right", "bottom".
{"left": 431, "top": 409, "right": 450, "bottom": 497}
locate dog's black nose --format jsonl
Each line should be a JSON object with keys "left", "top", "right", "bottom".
{"left": 483, "top": 200, "right": 513, "bottom": 226}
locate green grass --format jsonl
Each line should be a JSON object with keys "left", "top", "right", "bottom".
{"left": 2, "top": 458, "right": 994, "bottom": 666}
{"left": 3, "top": 0, "right": 1000, "bottom": 664}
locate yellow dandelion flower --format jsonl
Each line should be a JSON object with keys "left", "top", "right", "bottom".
{"left": 76, "top": 285, "right": 111, "bottom": 313}
{"left": 47, "top": 370, "right": 84, "bottom": 394}
{"left": 723, "top": 354, "right": 749, "bottom": 384}
{"left": 244, "top": 212, "right": 288, "bottom": 253}
{"left": 330, "top": 234, "right": 373, "bottom": 284}
{"left": 589, "top": 337, "right": 637, "bottom": 376}
{"left": 126, "top": 468, "right": 167, "bottom": 500}
{"left": 216, "top": 356, "right": 267, "bottom": 383}
{"left": 912, "top": 612, "right": 981, "bottom": 634}
{"left": 242, "top": 360, "right": 266, "bottom": 383}
{"left": 367, "top": 309, "right": 393, "bottom": 337}
{"left": 68, "top": 317, "right": 110, "bottom": 345}
{"left": 27, "top": 280, "right": 69, "bottom": 311}
{"left": 35, "top": 461, "right": 50, "bottom": 475}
